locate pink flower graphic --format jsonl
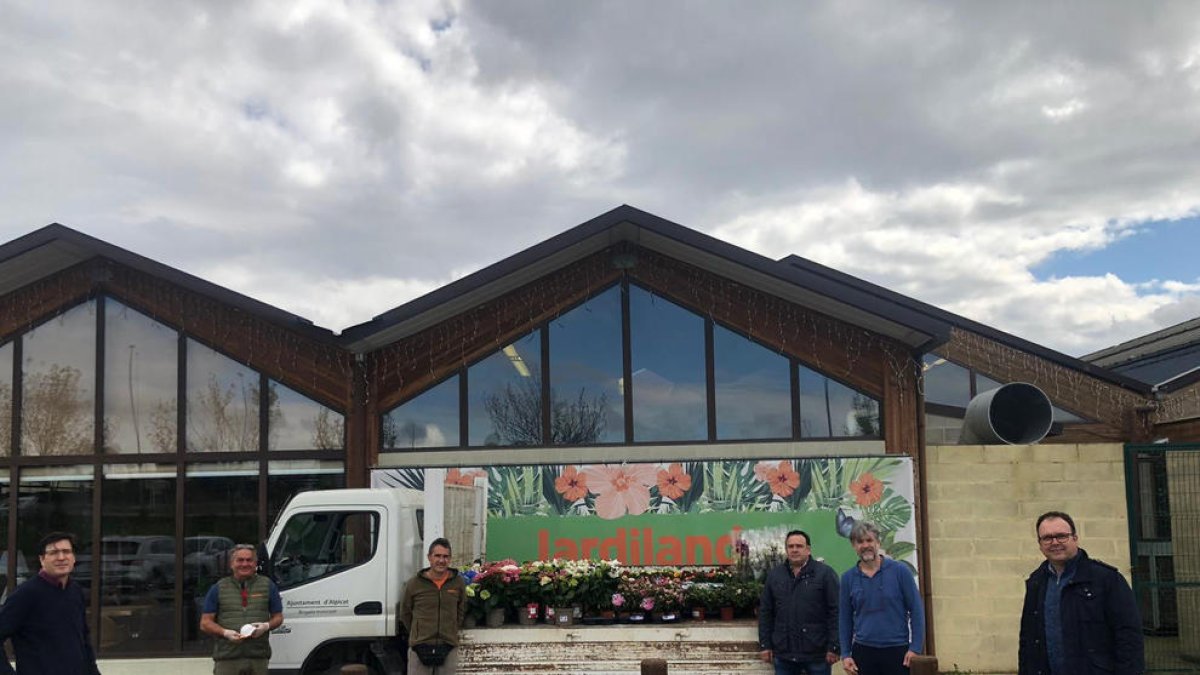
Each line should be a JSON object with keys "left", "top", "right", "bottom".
{"left": 581, "top": 464, "right": 659, "bottom": 520}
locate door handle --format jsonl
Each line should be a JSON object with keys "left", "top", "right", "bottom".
{"left": 355, "top": 601, "right": 383, "bottom": 615}
{"left": 274, "top": 624, "right": 291, "bottom": 634}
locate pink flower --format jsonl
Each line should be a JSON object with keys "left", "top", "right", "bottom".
{"left": 641, "top": 596, "right": 655, "bottom": 611}
{"left": 612, "top": 593, "right": 625, "bottom": 608}
{"left": 581, "top": 464, "right": 659, "bottom": 520}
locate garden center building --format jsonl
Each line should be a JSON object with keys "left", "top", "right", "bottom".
{"left": 0, "top": 204, "right": 1196, "bottom": 663}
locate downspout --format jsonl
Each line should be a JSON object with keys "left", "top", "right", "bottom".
{"left": 913, "top": 353, "right": 935, "bottom": 656}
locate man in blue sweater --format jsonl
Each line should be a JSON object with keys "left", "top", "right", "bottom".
{"left": 839, "top": 522, "right": 924, "bottom": 675}
{"left": 0, "top": 532, "right": 101, "bottom": 675}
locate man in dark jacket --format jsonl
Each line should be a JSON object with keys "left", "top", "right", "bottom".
{"left": 759, "top": 530, "right": 840, "bottom": 675}
{"left": 0, "top": 532, "right": 101, "bottom": 675}
{"left": 401, "top": 537, "right": 466, "bottom": 674}
{"left": 1018, "top": 511, "right": 1144, "bottom": 675}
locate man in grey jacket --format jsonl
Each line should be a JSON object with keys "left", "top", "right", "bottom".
{"left": 758, "top": 530, "right": 840, "bottom": 675}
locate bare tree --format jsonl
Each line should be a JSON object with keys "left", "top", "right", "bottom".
{"left": 483, "top": 377, "right": 608, "bottom": 446}
{"left": 312, "top": 407, "right": 344, "bottom": 450}
{"left": 21, "top": 364, "right": 91, "bottom": 455}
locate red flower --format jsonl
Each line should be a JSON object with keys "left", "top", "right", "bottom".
{"left": 656, "top": 463, "right": 692, "bottom": 500}
{"left": 764, "top": 461, "right": 800, "bottom": 498}
{"left": 850, "top": 473, "right": 884, "bottom": 506}
{"left": 554, "top": 466, "right": 589, "bottom": 502}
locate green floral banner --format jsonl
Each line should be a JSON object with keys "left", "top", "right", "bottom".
{"left": 374, "top": 456, "right": 917, "bottom": 573}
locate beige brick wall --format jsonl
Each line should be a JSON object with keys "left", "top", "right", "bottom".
{"left": 926, "top": 443, "right": 1131, "bottom": 674}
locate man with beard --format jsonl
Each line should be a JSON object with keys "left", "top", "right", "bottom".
{"left": 1018, "top": 511, "right": 1143, "bottom": 675}
{"left": 759, "top": 529, "right": 840, "bottom": 675}
{"left": 838, "top": 522, "right": 924, "bottom": 675}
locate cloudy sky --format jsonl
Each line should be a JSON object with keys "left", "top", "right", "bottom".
{"left": 2, "top": 1, "right": 1198, "bottom": 356}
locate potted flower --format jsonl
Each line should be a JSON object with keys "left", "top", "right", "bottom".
{"left": 685, "top": 583, "right": 715, "bottom": 621}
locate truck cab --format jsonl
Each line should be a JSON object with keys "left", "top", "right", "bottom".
{"left": 265, "top": 488, "right": 424, "bottom": 674}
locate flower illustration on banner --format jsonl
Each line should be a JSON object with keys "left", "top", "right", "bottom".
{"left": 554, "top": 466, "right": 589, "bottom": 502}
{"left": 582, "top": 464, "right": 658, "bottom": 519}
{"left": 849, "top": 472, "right": 884, "bottom": 506}
{"left": 446, "top": 468, "right": 485, "bottom": 486}
{"left": 656, "top": 463, "right": 692, "bottom": 500}
{"left": 761, "top": 461, "right": 801, "bottom": 498}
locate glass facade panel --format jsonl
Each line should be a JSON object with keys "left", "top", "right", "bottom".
{"left": 104, "top": 300, "right": 178, "bottom": 454}
{"left": 186, "top": 340, "right": 259, "bottom": 453}
{"left": 468, "top": 332, "right": 542, "bottom": 447}
{"left": 629, "top": 286, "right": 706, "bottom": 442}
{"left": 0, "top": 342, "right": 11, "bottom": 457}
{"left": 713, "top": 325, "right": 791, "bottom": 440}
{"left": 0, "top": 470, "right": 15, "bottom": 604}
{"left": 17, "top": 466, "right": 94, "bottom": 590}
{"left": 98, "top": 464, "right": 177, "bottom": 654}
{"left": 922, "top": 355, "right": 971, "bottom": 408}
{"left": 267, "top": 460, "right": 344, "bottom": 526}
{"left": 182, "top": 462, "right": 259, "bottom": 652}
{"left": 21, "top": 302, "right": 96, "bottom": 456}
{"left": 975, "top": 374, "right": 1002, "bottom": 394}
{"left": 828, "top": 378, "right": 881, "bottom": 437}
{"left": 548, "top": 287, "right": 624, "bottom": 445}
{"left": 797, "top": 365, "right": 831, "bottom": 438}
{"left": 383, "top": 375, "right": 460, "bottom": 449}
{"left": 268, "top": 381, "right": 344, "bottom": 451}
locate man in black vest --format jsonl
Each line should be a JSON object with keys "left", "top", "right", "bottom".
{"left": 200, "top": 544, "right": 283, "bottom": 675}
{"left": 0, "top": 531, "right": 100, "bottom": 675}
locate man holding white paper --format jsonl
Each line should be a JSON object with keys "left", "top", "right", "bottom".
{"left": 200, "top": 544, "right": 283, "bottom": 675}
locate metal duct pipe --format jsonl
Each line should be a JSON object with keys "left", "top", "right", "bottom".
{"left": 958, "top": 382, "right": 1053, "bottom": 445}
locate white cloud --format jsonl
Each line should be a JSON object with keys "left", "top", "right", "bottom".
{"left": 2, "top": 1, "right": 1199, "bottom": 356}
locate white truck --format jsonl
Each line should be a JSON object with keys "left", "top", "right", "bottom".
{"left": 264, "top": 488, "right": 426, "bottom": 675}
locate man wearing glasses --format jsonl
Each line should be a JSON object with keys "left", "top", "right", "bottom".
{"left": 0, "top": 532, "right": 101, "bottom": 674}
{"left": 1018, "top": 511, "right": 1144, "bottom": 675}
{"left": 200, "top": 544, "right": 283, "bottom": 675}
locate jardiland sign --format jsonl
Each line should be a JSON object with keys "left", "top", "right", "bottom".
{"left": 376, "top": 456, "right": 918, "bottom": 574}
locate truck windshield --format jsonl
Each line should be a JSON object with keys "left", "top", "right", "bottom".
{"left": 270, "top": 510, "right": 380, "bottom": 590}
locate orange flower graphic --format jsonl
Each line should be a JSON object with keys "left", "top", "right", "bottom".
{"left": 764, "top": 461, "right": 801, "bottom": 498}
{"left": 446, "top": 468, "right": 485, "bottom": 486}
{"left": 656, "top": 463, "right": 692, "bottom": 500}
{"left": 554, "top": 466, "right": 589, "bottom": 502}
{"left": 581, "top": 463, "right": 659, "bottom": 520}
{"left": 850, "top": 473, "right": 884, "bottom": 506}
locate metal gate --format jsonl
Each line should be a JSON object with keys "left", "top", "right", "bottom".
{"left": 1126, "top": 443, "right": 1200, "bottom": 672}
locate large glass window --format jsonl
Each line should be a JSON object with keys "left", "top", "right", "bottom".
{"left": 17, "top": 466, "right": 94, "bottom": 585}
{"left": 797, "top": 365, "right": 831, "bottom": 438}
{"left": 0, "top": 470, "right": 16, "bottom": 604}
{"left": 268, "top": 381, "right": 344, "bottom": 451}
{"left": 829, "top": 378, "right": 881, "bottom": 437}
{"left": 469, "top": 332, "right": 542, "bottom": 447}
{"left": 186, "top": 340, "right": 259, "bottom": 453}
{"left": 0, "top": 342, "right": 11, "bottom": 457}
{"left": 182, "top": 462, "right": 259, "bottom": 652}
{"left": 629, "top": 286, "right": 706, "bottom": 442}
{"left": 98, "top": 464, "right": 177, "bottom": 654}
{"left": 714, "top": 325, "right": 791, "bottom": 440}
{"left": 21, "top": 302, "right": 96, "bottom": 456}
{"left": 104, "top": 301, "right": 178, "bottom": 454}
{"left": 548, "top": 287, "right": 624, "bottom": 445}
{"left": 922, "top": 355, "right": 971, "bottom": 408}
{"left": 383, "top": 375, "right": 460, "bottom": 449}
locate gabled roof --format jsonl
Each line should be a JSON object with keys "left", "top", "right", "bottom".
{"left": 340, "top": 205, "right": 955, "bottom": 353}
{"left": 777, "top": 254, "right": 1152, "bottom": 395}
{"left": 1083, "top": 317, "right": 1200, "bottom": 391}
{"left": 0, "top": 223, "right": 338, "bottom": 343}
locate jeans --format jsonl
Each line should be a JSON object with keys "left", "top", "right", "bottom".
{"left": 774, "top": 656, "right": 832, "bottom": 675}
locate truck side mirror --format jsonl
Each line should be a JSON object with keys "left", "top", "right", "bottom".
{"left": 257, "top": 541, "right": 272, "bottom": 579}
